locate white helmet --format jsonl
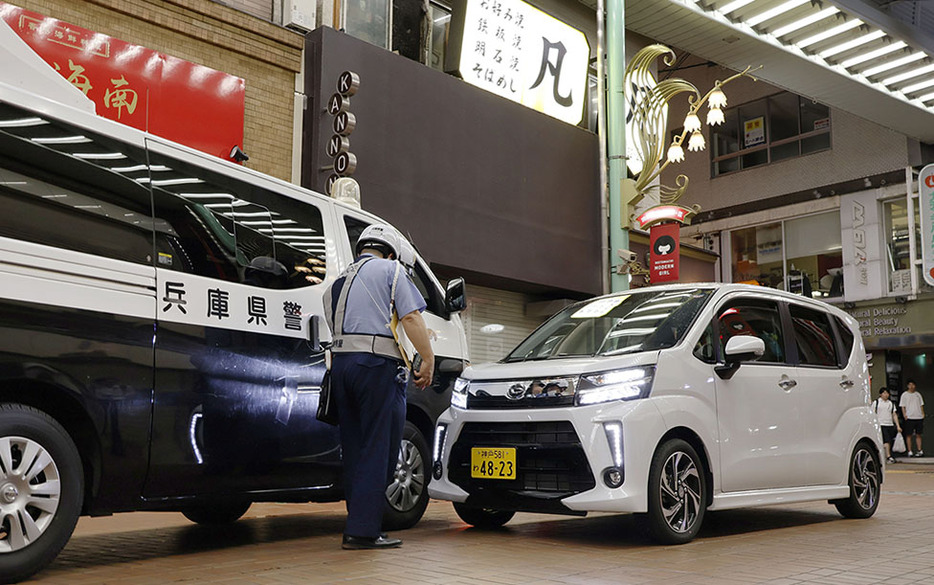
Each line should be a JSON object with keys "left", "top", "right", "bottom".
{"left": 356, "top": 224, "right": 416, "bottom": 267}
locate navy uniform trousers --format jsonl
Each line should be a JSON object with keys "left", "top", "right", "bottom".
{"left": 332, "top": 351, "right": 406, "bottom": 538}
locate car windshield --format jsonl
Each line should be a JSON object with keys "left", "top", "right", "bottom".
{"left": 503, "top": 287, "right": 715, "bottom": 362}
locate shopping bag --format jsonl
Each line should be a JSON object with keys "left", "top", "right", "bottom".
{"left": 893, "top": 432, "right": 906, "bottom": 454}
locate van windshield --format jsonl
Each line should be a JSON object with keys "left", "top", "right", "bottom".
{"left": 503, "top": 288, "right": 715, "bottom": 362}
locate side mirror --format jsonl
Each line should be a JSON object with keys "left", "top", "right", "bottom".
{"left": 444, "top": 277, "right": 467, "bottom": 315}
{"left": 715, "top": 335, "right": 765, "bottom": 380}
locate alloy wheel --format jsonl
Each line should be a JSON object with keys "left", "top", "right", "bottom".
{"left": 852, "top": 447, "right": 880, "bottom": 511}
{"left": 659, "top": 450, "right": 702, "bottom": 534}
{"left": 386, "top": 437, "right": 425, "bottom": 512}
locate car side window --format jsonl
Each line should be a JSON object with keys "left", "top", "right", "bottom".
{"left": 717, "top": 299, "right": 785, "bottom": 363}
{"left": 693, "top": 321, "right": 717, "bottom": 363}
{"left": 834, "top": 316, "right": 855, "bottom": 365}
{"left": 0, "top": 103, "right": 153, "bottom": 264}
{"left": 149, "top": 152, "right": 327, "bottom": 289}
{"left": 789, "top": 304, "right": 838, "bottom": 367}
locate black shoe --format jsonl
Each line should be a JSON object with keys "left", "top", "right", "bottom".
{"left": 342, "top": 534, "right": 402, "bottom": 550}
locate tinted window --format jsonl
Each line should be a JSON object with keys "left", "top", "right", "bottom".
{"left": 148, "top": 152, "right": 327, "bottom": 289}
{"left": 693, "top": 321, "right": 716, "bottom": 363}
{"left": 717, "top": 299, "right": 785, "bottom": 363}
{"left": 790, "top": 305, "right": 837, "bottom": 367}
{"left": 835, "top": 316, "right": 855, "bottom": 364}
{"left": 0, "top": 102, "right": 152, "bottom": 264}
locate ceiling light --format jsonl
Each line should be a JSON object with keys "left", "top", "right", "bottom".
{"left": 917, "top": 91, "right": 934, "bottom": 103}
{"left": 72, "top": 152, "right": 127, "bottom": 160}
{"left": 770, "top": 7, "right": 839, "bottom": 38}
{"left": 707, "top": 107, "right": 725, "bottom": 125}
{"left": 688, "top": 131, "right": 706, "bottom": 151}
{"left": 841, "top": 41, "right": 906, "bottom": 69}
{"left": 667, "top": 141, "right": 684, "bottom": 164}
{"left": 0, "top": 117, "right": 49, "bottom": 128}
{"left": 902, "top": 77, "right": 934, "bottom": 95}
{"left": 796, "top": 19, "right": 862, "bottom": 50}
{"left": 860, "top": 52, "right": 926, "bottom": 78}
{"left": 883, "top": 64, "right": 934, "bottom": 86}
{"left": 684, "top": 112, "right": 702, "bottom": 132}
{"left": 819, "top": 30, "right": 886, "bottom": 59}
{"left": 744, "top": 0, "right": 809, "bottom": 28}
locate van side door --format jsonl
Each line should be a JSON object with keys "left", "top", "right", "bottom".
{"left": 142, "top": 142, "right": 340, "bottom": 498}
{"left": 713, "top": 296, "right": 809, "bottom": 491}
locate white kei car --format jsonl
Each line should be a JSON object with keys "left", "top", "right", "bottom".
{"left": 428, "top": 283, "right": 884, "bottom": 543}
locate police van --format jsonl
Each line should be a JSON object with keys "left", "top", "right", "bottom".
{"left": 0, "top": 81, "right": 468, "bottom": 582}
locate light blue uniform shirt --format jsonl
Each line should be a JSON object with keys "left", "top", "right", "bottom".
{"left": 340, "top": 254, "right": 426, "bottom": 338}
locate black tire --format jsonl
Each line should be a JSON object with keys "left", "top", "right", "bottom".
{"left": 0, "top": 403, "right": 84, "bottom": 584}
{"left": 452, "top": 502, "right": 515, "bottom": 529}
{"left": 833, "top": 442, "right": 881, "bottom": 519}
{"left": 646, "top": 438, "right": 707, "bottom": 545}
{"left": 382, "top": 421, "right": 430, "bottom": 531}
{"left": 181, "top": 501, "right": 251, "bottom": 525}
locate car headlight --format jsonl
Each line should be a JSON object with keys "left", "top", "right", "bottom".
{"left": 451, "top": 377, "right": 469, "bottom": 409}
{"left": 576, "top": 367, "right": 655, "bottom": 406}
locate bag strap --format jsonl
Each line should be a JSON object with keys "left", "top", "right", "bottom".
{"left": 388, "top": 262, "right": 412, "bottom": 370}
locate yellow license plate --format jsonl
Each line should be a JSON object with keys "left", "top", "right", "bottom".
{"left": 471, "top": 447, "right": 516, "bottom": 480}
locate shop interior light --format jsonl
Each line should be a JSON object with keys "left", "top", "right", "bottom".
{"left": 795, "top": 19, "right": 862, "bottom": 50}
{"left": 861, "top": 52, "right": 926, "bottom": 78}
{"left": 31, "top": 135, "right": 91, "bottom": 144}
{"left": 819, "top": 30, "right": 886, "bottom": 59}
{"left": 770, "top": 7, "right": 839, "bottom": 39}
{"left": 744, "top": 0, "right": 809, "bottom": 28}
{"left": 884, "top": 64, "right": 934, "bottom": 87}
{"left": 718, "top": 0, "right": 755, "bottom": 16}
{"left": 902, "top": 78, "right": 934, "bottom": 95}
{"left": 0, "top": 117, "right": 48, "bottom": 128}
{"left": 841, "top": 41, "right": 906, "bottom": 70}
{"left": 73, "top": 152, "right": 127, "bottom": 160}
{"left": 918, "top": 91, "right": 934, "bottom": 103}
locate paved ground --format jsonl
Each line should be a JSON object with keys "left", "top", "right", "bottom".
{"left": 23, "top": 462, "right": 934, "bottom": 585}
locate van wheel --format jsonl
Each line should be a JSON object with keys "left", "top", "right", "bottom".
{"left": 181, "top": 501, "right": 251, "bottom": 525}
{"left": 453, "top": 503, "right": 515, "bottom": 529}
{"left": 0, "top": 404, "right": 83, "bottom": 584}
{"left": 382, "top": 421, "right": 429, "bottom": 531}
{"left": 833, "top": 443, "right": 880, "bottom": 519}
{"left": 646, "top": 439, "right": 706, "bottom": 545}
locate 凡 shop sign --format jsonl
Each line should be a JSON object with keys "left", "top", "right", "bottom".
{"left": 0, "top": 2, "right": 245, "bottom": 160}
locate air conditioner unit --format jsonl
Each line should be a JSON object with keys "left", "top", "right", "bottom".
{"left": 277, "top": 0, "right": 316, "bottom": 33}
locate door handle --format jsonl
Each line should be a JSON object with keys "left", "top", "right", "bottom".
{"left": 840, "top": 378, "right": 855, "bottom": 389}
{"left": 778, "top": 377, "right": 797, "bottom": 390}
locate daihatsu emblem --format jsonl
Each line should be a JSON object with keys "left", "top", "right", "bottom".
{"left": 506, "top": 383, "right": 526, "bottom": 400}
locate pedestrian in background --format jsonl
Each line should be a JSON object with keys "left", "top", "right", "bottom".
{"left": 874, "top": 387, "right": 902, "bottom": 463}
{"left": 900, "top": 379, "right": 925, "bottom": 458}
{"left": 323, "top": 224, "right": 435, "bottom": 549}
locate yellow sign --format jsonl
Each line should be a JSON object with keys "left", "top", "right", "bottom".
{"left": 471, "top": 447, "right": 516, "bottom": 480}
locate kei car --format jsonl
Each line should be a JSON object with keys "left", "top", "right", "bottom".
{"left": 428, "top": 283, "right": 883, "bottom": 544}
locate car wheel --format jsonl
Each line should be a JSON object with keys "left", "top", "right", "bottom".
{"left": 452, "top": 502, "right": 515, "bottom": 528}
{"left": 833, "top": 442, "right": 880, "bottom": 519}
{"left": 0, "top": 404, "right": 83, "bottom": 584}
{"left": 181, "top": 501, "right": 251, "bottom": 525}
{"left": 382, "top": 421, "right": 430, "bottom": 531}
{"left": 646, "top": 438, "right": 706, "bottom": 545}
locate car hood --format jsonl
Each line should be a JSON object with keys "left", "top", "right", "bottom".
{"left": 462, "top": 352, "right": 659, "bottom": 381}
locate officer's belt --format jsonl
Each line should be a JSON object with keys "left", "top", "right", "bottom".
{"left": 330, "top": 333, "right": 402, "bottom": 360}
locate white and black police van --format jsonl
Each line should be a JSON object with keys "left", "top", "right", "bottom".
{"left": 0, "top": 81, "right": 468, "bottom": 582}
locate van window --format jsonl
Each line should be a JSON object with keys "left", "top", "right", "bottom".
{"left": 693, "top": 321, "right": 717, "bottom": 363}
{"left": 148, "top": 152, "right": 327, "bottom": 289}
{"left": 717, "top": 299, "right": 785, "bottom": 363}
{"left": 835, "top": 316, "right": 855, "bottom": 365}
{"left": 0, "top": 103, "right": 153, "bottom": 264}
{"left": 789, "top": 305, "right": 837, "bottom": 367}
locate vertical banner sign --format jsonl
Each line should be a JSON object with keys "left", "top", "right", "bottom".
{"left": 919, "top": 164, "right": 934, "bottom": 286}
{"left": 0, "top": 2, "right": 245, "bottom": 160}
{"left": 650, "top": 222, "right": 680, "bottom": 283}
{"left": 324, "top": 71, "right": 359, "bottom": 194}
{"left": 451, "top": 0, "right": 589, "bottom": 125}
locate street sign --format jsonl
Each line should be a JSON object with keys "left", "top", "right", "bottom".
{"left": 919, "top": 164, "right": 934, "bottom": 286}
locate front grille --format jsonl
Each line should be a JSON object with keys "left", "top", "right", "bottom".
{"left": 467, "top": 394, "right": 575, "bottom": 409}
{"left": 448, "top": 421, "right": 596, "bottom": 501}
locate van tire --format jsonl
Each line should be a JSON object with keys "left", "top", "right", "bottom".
{"left": 452, "top": 503, "right": 515, "bottom": 529}
{"left": 382, "top": 421, "right": 430, "bottom": 531}
{"left": 833, "top": 442, "right": 880, "bottom": 519}
{"left": 0, "top": 404, "right": 84, "bottom": 584}
{"left": 646, "top": 438, "right": 706, "bottom": 545}
{"left": 181, "top": 501, "right": 251, "bottom": 525}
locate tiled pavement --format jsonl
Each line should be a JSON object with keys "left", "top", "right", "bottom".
{"left": 24, "top": 463, "right": 934, "bottom": 585}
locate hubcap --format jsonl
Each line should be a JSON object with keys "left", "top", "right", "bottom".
{"left": 385, "top": 438, "right": 425, "bottom": 513}
{"left": 853, "top": 448, "right": 879, "bottom": 510}
{"left": 659, "top": 451, "right": 702, "bottom": 534}
{"left": 0, "top": 436, "right": 62, "bottom": 554}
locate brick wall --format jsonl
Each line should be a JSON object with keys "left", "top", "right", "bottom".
{"left": 11, "top": 0, "right": 303, "bottom": 180}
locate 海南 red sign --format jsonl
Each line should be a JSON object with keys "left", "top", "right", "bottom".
{"left": 650, "top": 222, "right": 680, "bottom": 283}
{"left": 0, "top": 2, "right": 245, "bottom": 160}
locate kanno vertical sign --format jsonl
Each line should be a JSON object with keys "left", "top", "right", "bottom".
{"left": 920, "top": 164, "right": 934, "bottom": 286}
{"left": 448, "top": 0, "right": 590, "bottom": 125}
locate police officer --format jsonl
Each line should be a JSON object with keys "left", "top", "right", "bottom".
{"left": 323, "top": 224, "right": 434, "bottom": 549}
